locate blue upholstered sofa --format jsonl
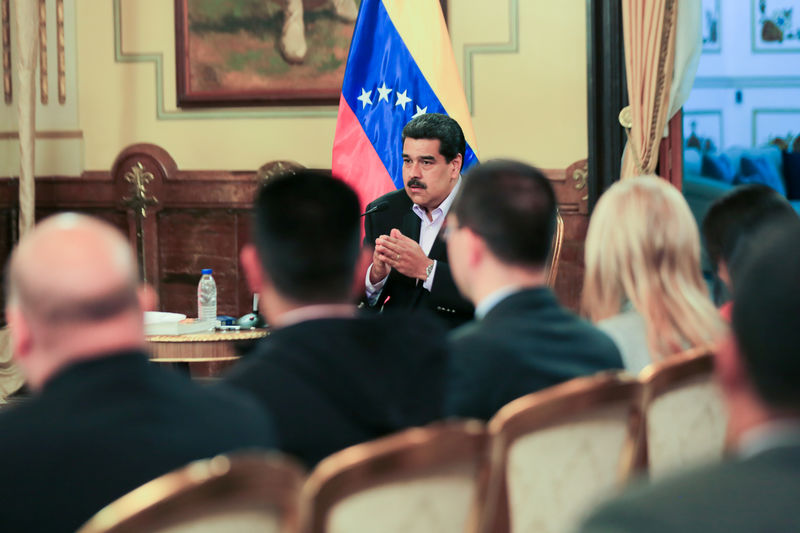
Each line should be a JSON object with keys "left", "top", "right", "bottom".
{"left": 682, "top": 145, "right": 800, "bottom": 282}
{"left": 682, "top": 145, "right": 800, "bottom": 228}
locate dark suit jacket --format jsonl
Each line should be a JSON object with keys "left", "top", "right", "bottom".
{"left": 223, "top": 311, "right": 449, "bottom": 467}
{"left": 579, "top": 443, "right": 800, "bottom": 533}
{"left": 363, "top": 188, "right": 474, "bottom": 329}
{"left": 445, "top": 287, "right": 623, "bottom": 420}
{"left": 0, "top": 351, "right": 275, "bottom": 533}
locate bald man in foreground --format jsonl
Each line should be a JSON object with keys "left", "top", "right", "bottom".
{"left": 0, "top": 214, "right": 275, "bottom": 532}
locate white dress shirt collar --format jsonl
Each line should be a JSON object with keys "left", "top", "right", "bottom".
{"left": 737, "top": 419, "right": 800, "bottom": 459}
{"left": 474, "top": 285, "right": 521, "bottom": 320}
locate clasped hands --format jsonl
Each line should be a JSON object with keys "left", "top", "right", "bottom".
{"left": 369, "top": 228, "right": 433, "bottom": 284}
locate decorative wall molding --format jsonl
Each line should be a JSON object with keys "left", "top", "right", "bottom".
{"left": 684, "top": 109, "right": 724, "bottom": 149}
{"left": 112, "top": 0, "right": 520, "bottom": 120}
{"left": 462, "top": 0, "right": 519, "bottom": 112}
{"left": 2, "top": 0, "right": 10, "bottom": 104}
{"left": 0, "top": 129, "right": 83, "bottom": 139}
{"left": 57, "top": 0, "right": 65, "bottom": 104}
{"left": 0, "top": 145, "right": 591, "bottom": 314}
{"left": 751, "top": 0, "right": 800, "bottom": 54}
{"left": 751, "top": 107, "right": 800, "bottom": 146}
{"left": 39, "top": 0, "right": 48, "bottom": 104}
{"left": 694, "top": 75, "right": 800, "bottom": 88}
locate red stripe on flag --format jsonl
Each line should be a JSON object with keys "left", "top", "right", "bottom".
{"left": 332, "top": 95, "right": 396, "bottom": 213}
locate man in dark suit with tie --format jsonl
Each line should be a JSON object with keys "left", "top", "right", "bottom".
{"left": 443, "top": 159, "right": 622, "bottom": 420}
{"left": 578, "top": 221, "right": 800, "bottom": 533}
{"left": 0, "top": 214, "right": 275, "bottom": 533}
{"left": 363, "top": 113, "right": 474, "bottom": 329}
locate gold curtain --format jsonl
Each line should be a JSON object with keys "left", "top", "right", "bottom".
{"left": 0, "top": 327, "right": 24, "bottom": 400}
{"left": 14, "top": 0, "right": 38, "bottom": 236}
{"left": 2, "top": 0, "right": 40, "bottom": 399}
{"left": 620, "top": 0, "right": 679, "bottom": 179}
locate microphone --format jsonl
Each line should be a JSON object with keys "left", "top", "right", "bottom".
{"left": 361, "top": 201, "right": 389, "bottom": 217}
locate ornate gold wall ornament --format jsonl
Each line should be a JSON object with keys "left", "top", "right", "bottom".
{"left": 38, "top": 0, "right": 47, "bottom": 104}
{"left": 2, "top": 0, "right": 10, "bottom": 104}
{"left": 56, "top": 0, "right": 65, "bottom": 104}
{"left": 123, "top": 161, "right": 159, "bottom": 218}
{"left": 573, "top": 164, "right": 589, "bottom": 202}
{"left": 123, "top": 161, "right": 159, "bottom": 283}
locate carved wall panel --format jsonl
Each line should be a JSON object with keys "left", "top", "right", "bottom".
{"left": 0, "top": 146, "right": 592, "bottom": 327}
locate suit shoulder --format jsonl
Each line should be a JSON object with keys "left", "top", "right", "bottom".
{"left": 579, "top": 457, "right": 800, "bottom": 533}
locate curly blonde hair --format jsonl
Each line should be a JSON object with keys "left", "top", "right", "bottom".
{"left": 582, "top": 176, "right": 723, "bottom": 360}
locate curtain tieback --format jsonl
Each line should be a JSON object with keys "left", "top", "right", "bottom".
{"left": 619, "top": 106, "right": 646, "bottom": 175}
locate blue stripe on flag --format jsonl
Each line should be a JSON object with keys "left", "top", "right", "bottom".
{"left": 341, "top": 0, "right": 478, "bottom": 190}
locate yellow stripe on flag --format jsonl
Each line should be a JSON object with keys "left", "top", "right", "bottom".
{"left": 382, "top": 0, "right": 479, "bottom": 157}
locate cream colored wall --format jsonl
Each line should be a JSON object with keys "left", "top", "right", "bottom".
{"left": 5, "top": 0, "right": 588, "bottom": 175}
{"left": 453, "top": 0, "right": 588, "bottom": 168}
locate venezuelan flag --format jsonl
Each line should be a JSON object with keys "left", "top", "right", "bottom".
{"left": 331, "top": 0, "right": 479, "bottom": 210}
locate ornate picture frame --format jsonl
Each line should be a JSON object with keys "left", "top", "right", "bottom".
{"left": 175, "top": 0, "right": 447, "bottom": 107}
{"left": 752, "top": 0, "right": 800, "bottom": 53}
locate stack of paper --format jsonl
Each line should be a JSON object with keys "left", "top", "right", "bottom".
{"left": 144, "top": 312, "right": 216, "bottom": 336}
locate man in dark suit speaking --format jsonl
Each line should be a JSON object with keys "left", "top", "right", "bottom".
{"left": 363, "top": 113, "right": 474, "bottom": 329}
{"left": 578, "top": 221, "right": 800, "bottom": 533}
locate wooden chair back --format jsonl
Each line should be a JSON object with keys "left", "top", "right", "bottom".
{"left": 545, "top": 209, "right": 565, "bottom": 288}
{"left": 482, "top": 372, "right": 643, "bottom": 533}
{"left": 77, "top": 453, "right": 305, "bottom": 533}
{"left": 300, "top": 421, "right": 488, "bottom": 533}
{"left": 640, "top": 347, "right": 728, "bottom": 479}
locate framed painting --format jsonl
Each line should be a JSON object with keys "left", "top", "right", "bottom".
{"left": 175, "top": 0, "right": 448, "bottom": 107}
{"left": 752, "top": 108, "right": 800, "bottom": 146}
{"left": 752, "top": 0, "right": 800, "bottom": 52}
{"left": 683, "top": 110, "right": 723, "bottom": 151}
{"left": 701, "top": 0, "right": 720, "bottom": 53}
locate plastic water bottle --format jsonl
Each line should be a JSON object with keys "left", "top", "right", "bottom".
{"left": 197, "top": 268, "right": 217, "bottom": 322}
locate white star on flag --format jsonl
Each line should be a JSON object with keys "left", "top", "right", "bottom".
{"left": 412, "top": 105, "right": 428, "bottom": 118}
{"left": 377, "top": 83, "right": 392, "bottom": 102}
{"left": 357, "top": 88, "right": 373, "bottom": 108}
{"left": 395, "top": 90, "right": 412, "bottom": 110}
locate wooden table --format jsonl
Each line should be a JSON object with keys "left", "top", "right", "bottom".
{"left": 147, "top": 329, "right": 269, "bottom": 377}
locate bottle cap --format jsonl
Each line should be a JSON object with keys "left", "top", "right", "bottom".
{"left": 201, "top": 268, "right": 213, "bottom": 275}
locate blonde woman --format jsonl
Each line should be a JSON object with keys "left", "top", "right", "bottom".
{"left": 582, "top": 176, "right": 723, "bottom": 374}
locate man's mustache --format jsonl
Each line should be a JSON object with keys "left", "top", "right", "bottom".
{"left": 407, "top": 178, "right": 427, "bottom": 189}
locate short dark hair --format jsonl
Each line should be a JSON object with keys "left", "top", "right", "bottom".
{"left": 251, "top": 170, "right": 361, "bottom": 303}
{"left": 732, "top": 220, "right": 800, "bottom": 410}
{"left": 702, "top": 184, "right": 796, "bottom": 274}
{"left": 451, "top": 159, "right": 557, "bottom": 267}
{"left": 401, "top": 113, "right": 466, "bottom": 163}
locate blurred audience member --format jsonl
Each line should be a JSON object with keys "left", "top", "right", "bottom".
{"left": 0, "top": 214, "right": 275, "bottom": 532}
{"left": 226, "top": 171, "right": 448, "bottom": 467}
{"left": 582, "top": 176, "right": 722, "bottom": 374}
{"left": 444, "top": 160, "right": 622, "bottom": 421}
{"left": 578, "top": 220, "right": 800, "bottom": 533}
{"left": 701, "top": 184, "right": 798, "bottom": 319}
